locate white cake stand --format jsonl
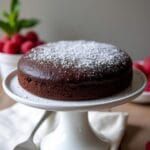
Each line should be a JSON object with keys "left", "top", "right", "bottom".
{"left": 3, "top": 70, "right": 146, "bottom": 150}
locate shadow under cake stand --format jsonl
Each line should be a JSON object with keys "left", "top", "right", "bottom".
{"left": 3, "top": 70, "right": 146, "bottom": 150}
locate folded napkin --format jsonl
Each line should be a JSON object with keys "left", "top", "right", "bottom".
{"left": 0, "top": 103, "right": 128, "bottom": 150}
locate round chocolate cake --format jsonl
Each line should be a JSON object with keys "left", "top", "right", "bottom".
{"left": 18, "top": 41, "right": 133, "bottom": 101}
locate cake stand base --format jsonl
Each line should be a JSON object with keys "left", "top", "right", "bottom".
{"left": 41, "top": 111, "right": 109, "bottom": 150}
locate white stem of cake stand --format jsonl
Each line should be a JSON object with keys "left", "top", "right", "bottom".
{"left": 41, "top": 111, "right": 110, "bottom": 150}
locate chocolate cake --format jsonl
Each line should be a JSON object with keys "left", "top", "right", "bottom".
{"left": 18, "top": 41, "right": 133, "bottom": 101}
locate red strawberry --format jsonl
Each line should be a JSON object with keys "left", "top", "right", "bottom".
{"left": 144, "top": 57, "right": 150, "bottom": 75}
{"left": 0, "top": 40, "right": 4, "bottom": 52}
{"left": 148, "top": 75, "right": 150, "bottom": 80}
{"left": 35, "top": 41, "right": 45, "bottom": 46}
{"left": 3, "top": 41, "right": 19, "bottom": 54}
{"left": 1, "top": 35, "right": 10, "bottom": 42}
{"left": 146, "top": 141, "right": 150, "bottom": 150}
{"left": 133, "top": 62, "right": 147, "bottom": 74}
{"left": 21, "top": 41, "right": 35, "bottom": 54}
{"left": 12, "top": 33, "right": 25, "bottom": 46}
{"left": 25, "top": 31, "right": 38, "bottom": 42}
{"left": 145, "top": 81, "right": 150, "bottom": 92}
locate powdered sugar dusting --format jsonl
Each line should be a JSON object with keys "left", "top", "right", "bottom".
{"left": 26, "top": 41, "right": 129, "bottom": 70}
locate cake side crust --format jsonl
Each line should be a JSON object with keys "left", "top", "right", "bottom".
{"left": 18, "top": 69, "right": 133, "bottom": 101}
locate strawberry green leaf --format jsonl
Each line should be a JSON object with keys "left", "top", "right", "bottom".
{"left": 18, "top": 19, "right": 39, "bottom": 31}
{"left": 0, "top": 20, "right": 13, "bottom": 36}
{"left": 9, "top": 12, "right": 18, "bottom": 27}
{"left": 0, "top": 0, "right": 39, "bottom": 36}
{"left": 2, "top": 11, "right": 9, "bottom": 19}
{"left": 11, "top": 0, "right": 20, "bottom": 14}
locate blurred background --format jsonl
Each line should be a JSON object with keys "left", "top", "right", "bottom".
{"left": 0, "top": 0, "right": 149, "bottom": 59}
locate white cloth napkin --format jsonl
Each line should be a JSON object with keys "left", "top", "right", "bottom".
{"left": 0, "top": 103, "right": 128, "bottom": 150}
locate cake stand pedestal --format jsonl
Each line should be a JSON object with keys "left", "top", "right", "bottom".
{"left": 41, "top": 111, "right": 109, "bottom": 150}
{"left": 3, "top": 70, "right": 146, "bottom": 150}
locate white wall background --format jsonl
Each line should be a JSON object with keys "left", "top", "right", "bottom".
{"left": 0, "top": 0, "right": 150, "bottom": 59}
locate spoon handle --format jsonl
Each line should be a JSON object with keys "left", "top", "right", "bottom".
{"left": 30, "top": 111, "right": 51, "bottom": 139}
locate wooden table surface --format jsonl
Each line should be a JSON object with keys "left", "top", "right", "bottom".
{"left": 113, "top": 103, "right": 150, "bottom": 150}
{"left": 0, "top": 90, "right": 149, "bottom": 150}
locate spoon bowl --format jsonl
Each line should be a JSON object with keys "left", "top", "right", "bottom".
{"left": 14, "top": 140, "right": 37, "bottom": 150}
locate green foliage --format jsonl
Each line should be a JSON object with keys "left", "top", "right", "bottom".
{"left": 18, "top": 19, "right": 39, "bottom": 31}
{"left": 0, "top": 0, "right": 39, "bottom": 37}
{"left": 11, "top": 0, "right": 20, "bottom": 14}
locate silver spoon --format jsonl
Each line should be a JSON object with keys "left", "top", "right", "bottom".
{"left": 14, "top": 111, "right": 51, "bottom": 150}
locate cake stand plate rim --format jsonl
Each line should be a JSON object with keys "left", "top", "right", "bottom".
{"left": 3, "top": 69, "right": 147, "bottom": 111}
